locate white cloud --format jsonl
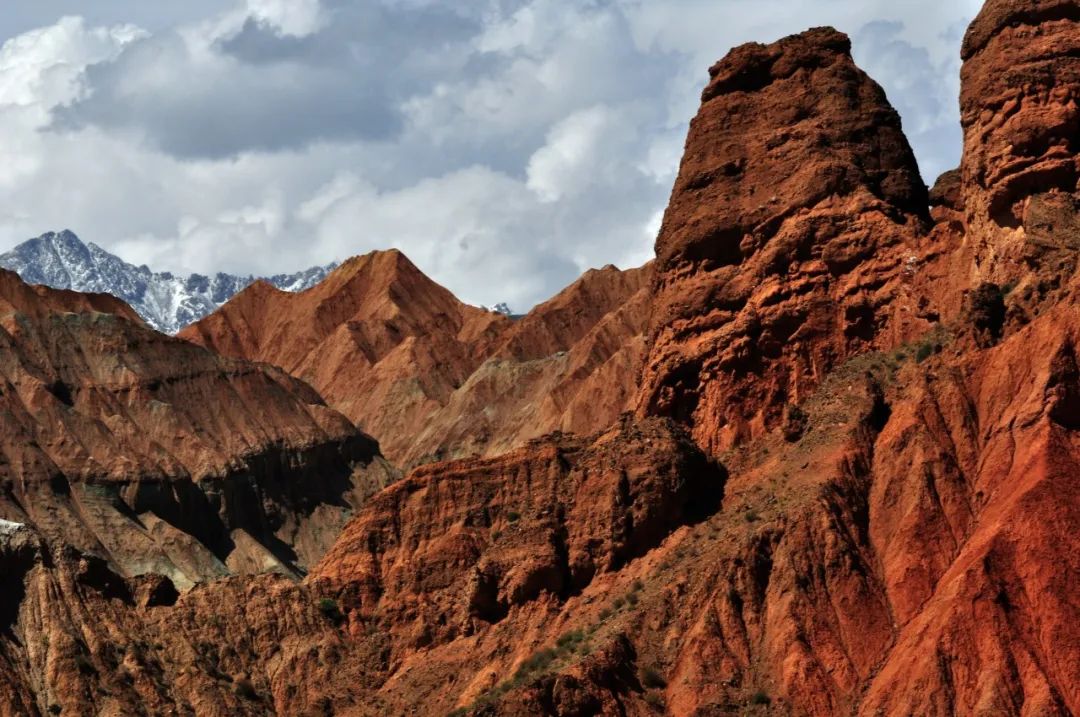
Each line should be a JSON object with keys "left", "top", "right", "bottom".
{"left": 245, "top": 0, "right": 325, "bottom": 37}
{"left": 0, "top": 0, "right": 982, "bottom": 312}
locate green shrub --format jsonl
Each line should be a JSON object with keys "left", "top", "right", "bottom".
{"left": 613, "top": 596, "right": 626, "bottom": 610}
{"left": 625, "top": 591, "right": 639, "bottom": 607}
{"left": 631, "top": 579, "right": 644, "bottom": 593}
{"left": 555, "top": 631, "right": 585, "bottom": 650}
{"left": 234, "top": 677, "right": 257, "bottom": 700}
{"left": 744, "top": 509, "right": 759, "bottom": 523}
{"left": 318, "top": 597, "right": 343, "bottom": 622}
{"left": 514, "top": 647, "right": 558, "bottom": 681}
{"left": 599, "top": 608, "right": 612, "bottom": 621}
{"left": 640, "top": 667, "right": 667, "bottom": 689}
{"left": 750, "top": 689, "right": 771, "bottom": 705}
{"left": 644, "top": 692, "right": 666, "bottom": 711}
{"left": 506, "top": 510, "right": 521, "bottom": 523}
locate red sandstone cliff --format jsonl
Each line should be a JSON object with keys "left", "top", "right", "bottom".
{"left": 635, "top": 26, "right": 931, "bottom": 456}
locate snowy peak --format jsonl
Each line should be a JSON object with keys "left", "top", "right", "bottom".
{"left": 0, "top": 230, "right": 336, "bottom": 333}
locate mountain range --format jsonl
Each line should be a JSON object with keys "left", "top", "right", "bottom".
{"left": 0, "top": 230, "right": 336, "bottom": 333}
{"left": 0, "top": 3, "right": 1078, "bottom": 715}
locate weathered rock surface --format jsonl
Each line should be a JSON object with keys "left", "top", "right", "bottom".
{"left": 0, "top": 528, "right": 369, "bottom": 717}
{"left": 0, "top": 268, "right": 396, "bottom": 589}
{"left": 181, "top": 252, "right": 651, "bottom": 468}
{"left": 636, "top": 27, "right": 930, "bottom": 456}
{"left": 5, "top": 7, "right": 1080, "bottom": 717}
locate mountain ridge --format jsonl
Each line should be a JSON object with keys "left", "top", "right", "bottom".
{"left": 0, "top": 229, "right": 337, "bottom": 333}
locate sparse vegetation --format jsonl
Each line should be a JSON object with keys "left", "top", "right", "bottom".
{"left": 318, "top": 597, "right": 343, "bottom": 622}
{"left": 625, "top": 591, "right": 639, "bottom": 607}
{"left": 644, "top": 691, "right": 666, "bottom": 711}
{"left": 233, "top": 677, "right": 258, "bottom": 700}
{"left": 915, "top": 341, "right": 935, "bottom": 363}
{"left": 613, "top": 596, "right": 626, "bottom": 610}
{"left": 640, "top": 666, "right": 667, "bottom": 689}
{"left": 750, "top": 689, "right": 771, "bottom": 705}
{"left": 744, "top": 509, "right": 759, "bottom": 523}
{"left": 506, "top": 510, "right": 521, "bottom": 523}
{"left": 631, "top": 579, "right": 644, "bottom": 592}
{"left": 516, "top": 647, "right": 558, "bottom": 678}
{"left": 555, "top": 630, "right": 586, "bottom": 651}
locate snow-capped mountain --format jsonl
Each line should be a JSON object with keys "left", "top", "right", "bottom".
{"left": 0, "top": 230, "right": 337, "bottom": 333}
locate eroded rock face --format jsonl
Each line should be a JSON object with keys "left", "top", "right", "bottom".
{"left": 311, "top": 416, "right": 725, "bottom": 647}
{"left": 636, "top": 27, "right": 929, "bottom": 455}
{"left": 0, "top": 533, "right": 367, "bottom": 717}
{"left": 960, "top": 0, "right": 1080, "bottom": 284}
{"left": 181, "top": 253, "right": 651, "bottom": 468}
{"left": 0, "top": 269, "right": 396, "bottom": 589}
{"left": 861, "top": 306, "right": 1080, "bottom": 716}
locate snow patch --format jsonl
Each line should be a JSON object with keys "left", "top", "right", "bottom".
{"left": 0, "top": 230, "right": 336, "bottom": 333}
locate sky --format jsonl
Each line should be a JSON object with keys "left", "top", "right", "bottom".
{"left": 0, "top": 0, "right": 984, "bottom": 311}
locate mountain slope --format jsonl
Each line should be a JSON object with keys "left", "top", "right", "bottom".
{"left": 0, "top": 267, "right": 396, "bottom": 590}
{"left": 180, "top": 250, "right": 651, "bottom": 467}
{"left": 0, "top": 230, "right": 335, "bottom": 333}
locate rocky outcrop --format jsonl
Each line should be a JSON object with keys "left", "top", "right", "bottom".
{"left": 0, "top": 526, "right": 367, "bottom": 717}
{"left": 312, "top": 417, "right": 724, "bottom": 645}
{"left": 405, "top": 263, "right": 652, "bottom": 466}
{"left": 958, "top": 0, "right": 1080, "bottom": 303}
{"left": 181, "top": 253, "right": 651, "bottom": 468}
{"left": 859, "top": 309, "right": 1080, "bottom": 715}
{"left": 0, "top": 269, "right": 396, "bottom": 589}
{"left": 636, "top": 27, "right": 930, "bottom": 456}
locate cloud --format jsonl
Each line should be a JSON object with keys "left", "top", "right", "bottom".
{"left": 0, "top": 0, "right": 982, "bottom": 312}
{"left": 51, "top": 21, "right": 403, "bottom": 157}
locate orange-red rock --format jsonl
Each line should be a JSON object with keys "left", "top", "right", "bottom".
{"left": 0, "top": 268, "right": 395, "bottom": 589}
{"left": 636, "top": 27, "right": 930, "bottom": 456}
{"left": 181, "top": 253, "right": 651, "bottom": 468}
{"left": 5, "top": 8, "right": 1080, "bottom": 717}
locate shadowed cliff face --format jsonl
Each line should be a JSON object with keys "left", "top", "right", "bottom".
{"left": 4, "top": 8, "right": 1080, "bottom": 717}
{"left": 0, "top": 268, "right": 396, "bottom": 589}
{"left": 635, "top": 27, "right": 931, "bottom": 456}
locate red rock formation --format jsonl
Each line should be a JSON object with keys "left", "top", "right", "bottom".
{"left": 0, "top": 268, "right": 395, "bottom": 589}
{"left": 6, "top": 8, "right": 1080, "bottom": 717}
{"left": 406, "top": 263, "right": 652, "bottom": 466}
{"left": 0, "top": 527, "right": 371, "bottom": 717}
{"left": 181, "top": 253, "right": 651, "bottom": 468}
{"left": 861, "top": 309, "right": 1080, "bottom": 715}
{"left": 636, "top": 27, "right": 930, "bottom": 456}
